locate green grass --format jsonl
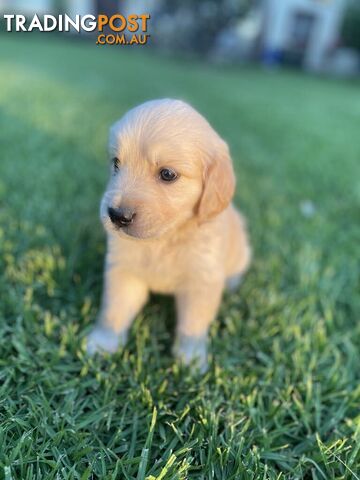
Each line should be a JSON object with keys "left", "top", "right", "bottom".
{"left": 0, "top": 36, "right": 359, "bottom": 479}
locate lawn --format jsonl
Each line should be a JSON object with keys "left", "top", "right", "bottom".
{"left": 0, "top": 35, "right": 359, "bottom": 480}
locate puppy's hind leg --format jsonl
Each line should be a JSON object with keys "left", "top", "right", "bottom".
{"left": 174, "top": 283, "right": 223, "bottom": 373}
{"left": 226, "top": 274, "right": 243, "bottom": 292}
{"left": 87, "top": 268, "right": 148, "bottom": 355}
{"left": 226, "top": 240, "right": 251, "bottom": 292}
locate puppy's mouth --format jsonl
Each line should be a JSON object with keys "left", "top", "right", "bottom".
{"left": 104, "top": 217, "right": 152, "bottom": 240}
{"left": 108, "top": 221, "right": 166, "bottom": 241}
{"left": 101, "top": 206, "right": 168, "bottom": 240}
{"left": 107, "top": 221, "right": 135, "bottom": 237}
{"left": 114, "top": 225, "right": 141, "bottom": 239}
{"left": 113, "top": 226, "right": 158, "bottom": 240}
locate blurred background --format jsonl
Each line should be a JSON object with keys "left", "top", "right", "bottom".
{"left": 0, "top": 1, "right": 359, "bottom": 478}
{"left": 0, "top": 0, "right": 359, "bottom": 76}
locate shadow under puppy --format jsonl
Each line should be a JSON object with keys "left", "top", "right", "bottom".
{"left": 87, "top": 99, "right": 251, "bottom": 372}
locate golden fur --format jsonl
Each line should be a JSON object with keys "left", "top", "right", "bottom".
{"left": 87, "top": 99, "right": 251, "bottom": 371}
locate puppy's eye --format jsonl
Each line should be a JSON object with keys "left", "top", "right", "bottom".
{"left": 159, "top": 168, "right": 178, "bottom": 182}
{"left": 112, "top": 157, "right": 120, "bottom": 172}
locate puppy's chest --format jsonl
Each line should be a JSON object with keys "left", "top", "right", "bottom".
{"left": 113, "top": 241, "right": 192, "bottom": 293}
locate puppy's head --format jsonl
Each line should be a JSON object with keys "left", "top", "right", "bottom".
{"left": 101, "top": 99, "right": 235, "bottom": 239}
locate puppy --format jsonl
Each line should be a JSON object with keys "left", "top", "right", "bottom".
{"left": 87, "top": 99, "right": 251, "bottom": 371}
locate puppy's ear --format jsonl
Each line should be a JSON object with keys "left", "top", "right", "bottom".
{"left": 198, "top": 140, "right": 236, "bottom": 222}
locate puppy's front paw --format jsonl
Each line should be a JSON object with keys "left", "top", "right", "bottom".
{"left": 86, "top": 326, "right": 127, "bottom": 355}
{"left": 173, "top": 333, "right": 208, "bottom": 373}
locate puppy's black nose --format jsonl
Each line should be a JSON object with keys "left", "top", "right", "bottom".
{"left": 108, "top": 207, "right": 136, "bottom": 227}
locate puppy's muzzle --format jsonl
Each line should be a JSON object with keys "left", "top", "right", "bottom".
{"left": 108, "top": 206, "right": 136, "bottom": 228}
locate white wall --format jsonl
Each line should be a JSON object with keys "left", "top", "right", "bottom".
{"left": 264, "top": 0, "right": 348, "bottom": 70}
{"left": 121, "top": 0, "right": 158, "bottom": 16}
{"left": 305, "top": 0, "right": 346, "bottom": 70}
{"left": 0, "top": 0, "right": 97, "bottom": 15}
{"left": 0, "top": 0, "right": 52, "bottom": 14}
{"left": 65, "top": 0, "right": 96, "bottom": 16}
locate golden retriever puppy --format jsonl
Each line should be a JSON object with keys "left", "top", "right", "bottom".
{"left": 87, "top": 99, "right": 251, "bottom": 371}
